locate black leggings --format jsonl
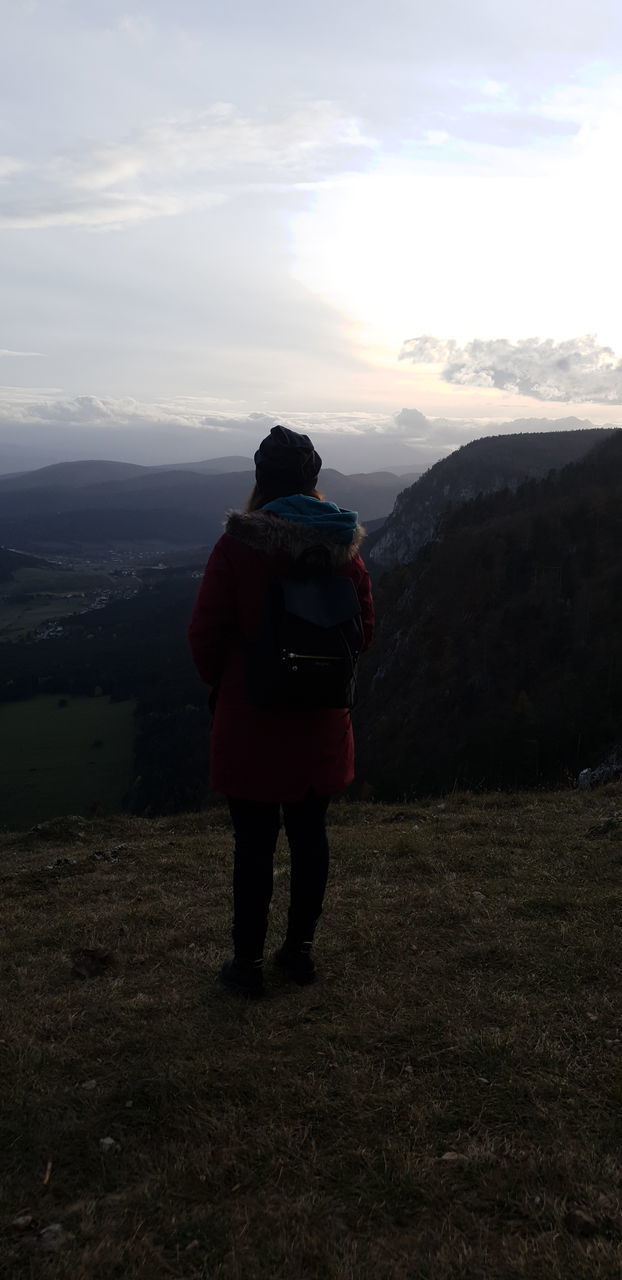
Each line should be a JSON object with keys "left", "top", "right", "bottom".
{"left": 227, "top": 793, "right": 330, "bottom": 961}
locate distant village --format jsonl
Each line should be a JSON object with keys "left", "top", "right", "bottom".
{"left": 1, "top": 546, "right": 205, "bottom": 644}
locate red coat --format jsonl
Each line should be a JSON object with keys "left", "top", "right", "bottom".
{"left": 188, "top": 509, "right": 375, "bottom": 802}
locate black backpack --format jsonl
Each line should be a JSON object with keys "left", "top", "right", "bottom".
{"left": 247, "top": 548, "right": 363, "bottom": 710}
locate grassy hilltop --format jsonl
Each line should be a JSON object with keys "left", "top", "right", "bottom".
{"left": 1, "top": 789, "right": 622, "bottom": 1278}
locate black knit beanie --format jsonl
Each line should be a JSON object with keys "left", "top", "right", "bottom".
{"left": 254, "top": 425, "right": 322, "bottom": 500}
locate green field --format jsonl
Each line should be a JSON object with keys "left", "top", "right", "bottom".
{"left": 2, "top": 566, "right": 115, "bottom": 595}
{"left": 0, "top": 695, "right": 136, "bottom": 826}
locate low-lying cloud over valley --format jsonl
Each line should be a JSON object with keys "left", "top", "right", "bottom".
{"left": 0, "top": 388, "right": 612, "bottom": 475}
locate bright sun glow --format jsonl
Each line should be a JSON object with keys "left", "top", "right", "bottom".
{"left": 291, "top": 79, "right": 622, "bottom": 366}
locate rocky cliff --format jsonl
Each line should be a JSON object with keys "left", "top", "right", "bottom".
{"left": 370, "top": 423, "right": 615, "bottom": 567}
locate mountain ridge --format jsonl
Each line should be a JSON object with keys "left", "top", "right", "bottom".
{"left": 0, "top": 456, "right": 256, "bottom": 489}
{"left": 0, "top": 462, "right": 419, "bottom": 553}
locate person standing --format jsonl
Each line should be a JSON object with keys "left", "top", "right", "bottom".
{"left": 188, "top": 426, "right": 374, "bottom": 998}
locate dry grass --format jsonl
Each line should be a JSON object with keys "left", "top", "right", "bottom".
{"left": 1, "top": 787, "right": 622, "bottom": 1278}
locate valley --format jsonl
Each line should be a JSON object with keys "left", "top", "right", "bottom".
{"left": 0, "top": 550, "right": 141, "bottom": 641}
{"left": 0, "top": 545, "right": 204, "bottom": 642}
{"left": 1, "top": 429, "right": 621, "bottom": 825}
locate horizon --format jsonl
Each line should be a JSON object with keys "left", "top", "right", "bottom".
{"left": 2, "top": 2, "right": 622, "bottom": 471}
{"left": 0, "top": 413, "right": 617, "bottom": 478}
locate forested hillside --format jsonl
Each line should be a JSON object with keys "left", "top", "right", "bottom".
{"left": 357, "top": 431, "right": 622, "bottom": 795}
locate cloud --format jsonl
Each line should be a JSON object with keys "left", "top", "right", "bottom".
{"left": 0, "top": 391, "right": 601, "bottom": 445}
{"left": 0, "top": 389, "right": 613, "bottom": 475}
{"left": 0, "top": 394, "right": 296, "bottom": 446}
{"left": 0, "top": 393, "right": 235, "bottom": 430}
{"left": 451, "top": 112, "right": 579, "bottom": 146}
{"left": 0, "top": 156, "right": 22, "bottom": 182}
{"left": 0, "top": 348, "right": 45, "bottom": 357}
{"left": 0, "top": 102, "right": 374, "bottom": 232}
{"left": 0, "top": 191, "right": 221, "bottom": 231}
{"left": 480, "top": 81, "right": 506, "bottom": 98}
{"left": 116, "top": 13, "right": 153, "bottom": 42}
{"left": 400, "top": 334, "right": 622, "bottom": 404}
{"left": 0, "top": 388, "right": 518, "bottom": 446}
{"left": 0, "top": 390, "right": 422, "bottom": 448}
{"left": 60, "top": 102, "right": 375, "bottom": 191}
{"left": 0, "top": 392, "right": 374, "bottom": 437}
{"left": 392, "top": 407, "right": 430, "bottom": 436}
{"left": 0, "top": 392, "right": 450, "bottom": 473}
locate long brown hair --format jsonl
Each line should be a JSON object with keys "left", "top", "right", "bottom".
{"left": 245, "top": 484, "right": 324, "bottom": 513}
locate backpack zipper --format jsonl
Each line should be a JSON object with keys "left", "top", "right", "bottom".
{"left": 284, "top": 651, "right": 342, "bottom": 661}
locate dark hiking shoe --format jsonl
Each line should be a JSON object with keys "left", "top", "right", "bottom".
{"left": 219, "top": 957, "right": 264, "bottom": 999}
{"left": 274, "top": 942, "right": 316, "bottom": 985}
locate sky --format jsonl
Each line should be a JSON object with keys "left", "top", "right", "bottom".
{"left": 2, "top": 0, "right": 622, "bottom": 472}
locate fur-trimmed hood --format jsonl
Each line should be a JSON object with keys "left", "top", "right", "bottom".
{"left": 225, "top": 509, "right": 365, "bottom": 565}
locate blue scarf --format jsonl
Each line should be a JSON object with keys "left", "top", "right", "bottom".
{"left": 263, "top": 494, "right": 359, "bottom": 546}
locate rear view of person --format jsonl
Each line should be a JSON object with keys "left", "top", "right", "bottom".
{"left": 188, "top": 426, "right": 374, "bottom": 998}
